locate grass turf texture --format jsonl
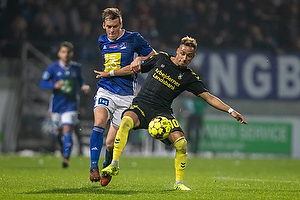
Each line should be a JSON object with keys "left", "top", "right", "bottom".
{"left": 0, "top": 155, "right": 299, "bottom": 200}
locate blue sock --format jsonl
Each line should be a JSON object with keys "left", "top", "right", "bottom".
{"left": 103, "top": 148, "right": 113, "bottom": 168}
{"left": 90, "top": 126, "right": 104, "bottom": 170}
{"left": 62, "top": 132, "right": 73, "bottom": 158}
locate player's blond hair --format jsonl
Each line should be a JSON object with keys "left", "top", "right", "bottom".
{"left": 102, "top": 7, "right": 122, "bottom": 23}
{"left": 180, "top": 36, "right": 197, "bottom": 50}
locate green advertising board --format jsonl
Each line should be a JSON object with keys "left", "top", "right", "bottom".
{"left": 200, "top": 120, "right": 292, "bottom": 154}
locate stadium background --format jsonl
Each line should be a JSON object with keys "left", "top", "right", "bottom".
{"left": 0, "top": 0, "right": 300, "bottom": 158}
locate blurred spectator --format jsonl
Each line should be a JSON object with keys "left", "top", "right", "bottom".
{"left": 1, "top": 0, "right": 300, "bottom": 58}
{"left": 77, "top": 20, "right": 99, "bottom": 63}
{"left": 183, "top": 95, "right": 207, "bottom": 154}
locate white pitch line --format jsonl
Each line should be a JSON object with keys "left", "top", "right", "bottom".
{"left": 213, "top": 177, "right": 299, "bottom": 183}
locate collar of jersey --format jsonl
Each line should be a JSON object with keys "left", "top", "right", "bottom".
{"left": 59, "top": 61, "right": 71, "bottom": 70}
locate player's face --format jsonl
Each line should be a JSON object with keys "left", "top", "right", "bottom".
{"left": 103, "top": 18, "right": 123, "bottom": 41}
{"left": 175, "top": 45, "right": 195, "bottom": 67}
{"left": 58, "top": 46, "right": 73, "bottom": 64}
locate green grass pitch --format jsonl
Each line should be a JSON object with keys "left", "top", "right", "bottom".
{"left": 0, "top": 155, "right": 299, "bottom": 200}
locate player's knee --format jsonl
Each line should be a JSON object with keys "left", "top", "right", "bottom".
{"left": 174, "top": 137, "right": 187, "bottom": 154}
{"left": 120, "top": 116, "right": 134, "bottom": 130}
{"left": 94, "top": 118, "right": 107, "bottom": 128}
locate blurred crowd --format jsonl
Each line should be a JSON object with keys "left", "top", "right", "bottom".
{"left": 1, "top": 0, "right": 300, "bottom": 62}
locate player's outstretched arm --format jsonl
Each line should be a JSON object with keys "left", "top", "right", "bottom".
{"left": 130, "top": 49, "right": 156, "bottom": 73}
{"left": 199, "top": 92, "right": 247, "bottom": 124}
{"left": 94, "top": 65, "right": 135, "bottom": 78}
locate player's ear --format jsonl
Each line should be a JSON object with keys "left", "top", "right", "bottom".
{"left": 120, "top": 22, "right": 123, "bottom": 29}
{"left": 102, "top": 22, "right": 106, "bottom": 29}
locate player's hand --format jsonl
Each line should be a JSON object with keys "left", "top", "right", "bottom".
{"left": 94, "top": 70, "right": 109, "bottom": 78}
{"left": 81, "top": 85, "right": 90, "bottom": 94}
{"left": 130, "top": 57, "right": 142, "bottom": 73}
{"left": 231, "top": 111, "right": 247, "bottom": 124}
{"left": 54, "top": 80, "right": 63, "bottom": 89}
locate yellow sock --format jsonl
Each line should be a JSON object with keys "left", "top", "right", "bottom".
{"left": 173, "top": 136, "right": 187, "bottom": 182}
{"left": 112, "top": 116, "right": 134, "bottom": 162}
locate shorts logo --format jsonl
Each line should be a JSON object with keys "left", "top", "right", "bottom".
{"left": 98, "top": 97, "right": 109, "bottom": 106}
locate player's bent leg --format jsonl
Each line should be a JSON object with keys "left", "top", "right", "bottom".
{"left": 102, "top": 116, "right": 134, "bottom": 178}
{"left": 112, "top": 116, "right": 134, "bottom": 162}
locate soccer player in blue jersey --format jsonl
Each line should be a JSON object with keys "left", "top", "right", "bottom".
{"left": 40, "top": 41, "right": 90, "bottom": 168}
{"left": 89, "top": 7, "right": 156, "bottom": 186}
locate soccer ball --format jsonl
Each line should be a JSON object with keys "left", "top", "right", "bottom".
{"left": 148, "top": 116, "right": 172, "bottom": 140}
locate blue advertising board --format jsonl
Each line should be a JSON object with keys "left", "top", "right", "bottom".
{"left": 191, "top": 50, "right": 300, "bottom": 100}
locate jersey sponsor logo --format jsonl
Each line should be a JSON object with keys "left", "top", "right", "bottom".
{"left": 104, "top": 53, "right": 121, "bottom": 71}
{"left": 120, "top": 42, "right": 127, "bottom": 49}
{"left": 109, "top": 44, "right": 118, "bottom": 48}
{"left": 60, "top": 79, "right": 74, "bottom": 94}
{"left": 153, "top": 68, "right": 180, "bottom": 90}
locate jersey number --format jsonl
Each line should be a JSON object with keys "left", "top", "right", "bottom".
{"left": 168, "top": 119, "right": 180, "bottom": 129}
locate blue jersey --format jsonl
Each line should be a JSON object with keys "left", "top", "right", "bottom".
{"left": 97, "top": 30, "right": 153, "bottom": 95}
{"left": 40, "top": 61, "right": 87, "bottom": 113}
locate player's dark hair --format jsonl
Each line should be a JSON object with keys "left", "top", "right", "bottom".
{"left": 60, "top": 41, "right": 74, "bottom": 52}
{"left": 180, "top": 36, "right": 197, "bottom": 50}
{"left": 102, "top": 7, "right": 122, "bottom": 23}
